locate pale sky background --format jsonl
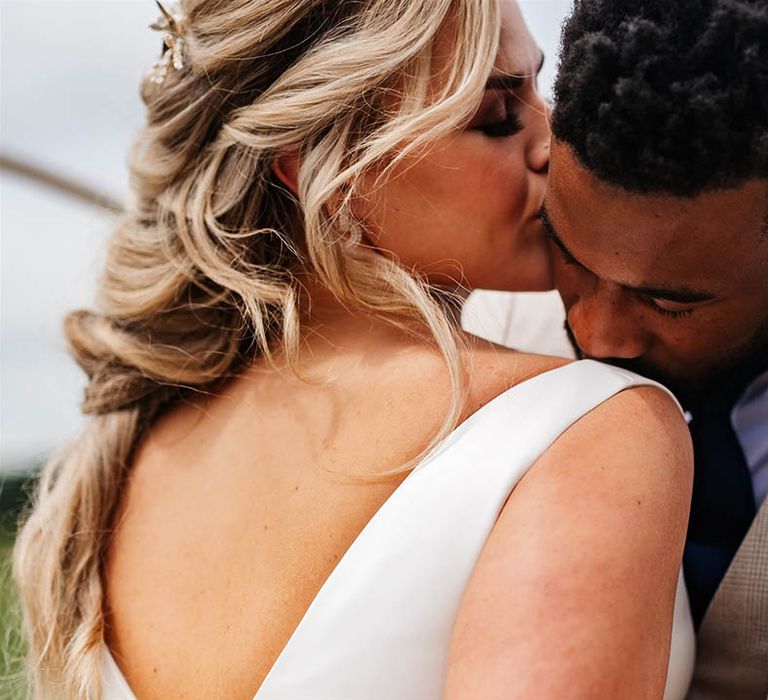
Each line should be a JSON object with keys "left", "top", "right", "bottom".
{"left": 0, "top": 0, "right": 572, "bottom": 471}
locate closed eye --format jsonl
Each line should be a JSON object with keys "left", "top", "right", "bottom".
{"left": 633, "top": 286, "right": 716, "bottom": 318}
{"left": 479, "top": 112, "right": 524, "bottom": 138}
{"left": 644, "top": 297, "right": 696, "bottom": 319}
{"left": 555, "top": 243, "right": 580, "bottom": 266}
{"left": 469, "top": 89, "right": 525, "bottom": 139}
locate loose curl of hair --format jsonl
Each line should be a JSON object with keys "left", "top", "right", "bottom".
{"left": 12, "top": 1, "right": 502, "bottom": 697}
{"left": 551, "top": 0, "right": 768, "bottom": 196}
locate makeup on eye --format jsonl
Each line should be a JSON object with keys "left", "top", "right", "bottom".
{"left": 468, "top": 52, "right": 545, "bottom": 139}
{"left": 467, "top": 89, "right": 524, "bottom": 138}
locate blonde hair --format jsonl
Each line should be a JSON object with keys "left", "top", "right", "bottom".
{"left": 13, "top": 0, "right": 501, "bottom": 696}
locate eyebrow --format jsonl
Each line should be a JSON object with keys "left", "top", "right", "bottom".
{"left": 539, "top": 204, "right": 718, "bottom": 304}
{"left": 486, "top": 52, "right": 545, "bottom": 91}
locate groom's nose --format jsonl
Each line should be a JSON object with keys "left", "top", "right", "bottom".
{"left": 566, "top": 285, "right": 649, "bottom": 360}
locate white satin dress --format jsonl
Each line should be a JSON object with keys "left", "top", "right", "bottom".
{"left": 102, "top": 360, "right": 695, "bottom": 700}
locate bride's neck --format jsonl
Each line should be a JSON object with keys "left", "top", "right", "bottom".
{"left": 296, "top": 275, "right": 468, "bottom": 332}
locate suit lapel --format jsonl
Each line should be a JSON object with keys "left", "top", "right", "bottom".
{"left": 687, "top": 496, "right": 768, "bottom": 699}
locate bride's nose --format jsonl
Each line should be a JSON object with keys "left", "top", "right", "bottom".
{"left": 526, "top": 94, "right": 551, "bottom": 175}
{"left": 526, "top": 111, "right": 550, "bottom": 175}
{"left": 528, "top": 137, "right": 550, "bottom": 174}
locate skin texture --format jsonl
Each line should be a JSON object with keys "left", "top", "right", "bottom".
{"left": 353, "top": 0, "right": 552, "bottom": 291}
{"left": 544, "top": 140, "right": 768, "bottom": 402}
{"left": 446, "top": 386, "right": 692, "bottom": 700}
{"left": 104, "top": 5, "right": 691, "bottom": 699}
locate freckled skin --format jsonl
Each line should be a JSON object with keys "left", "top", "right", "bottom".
{"left": 546, "top": 140, "right": 768, "bottom": 401}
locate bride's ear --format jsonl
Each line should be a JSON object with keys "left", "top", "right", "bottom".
{"left": 272, "top": 152, "right": 300, "bottom": 194}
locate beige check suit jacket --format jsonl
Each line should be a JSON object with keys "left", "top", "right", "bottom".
{"left": 687, "top": 497, "right": 768, "bottom": 700}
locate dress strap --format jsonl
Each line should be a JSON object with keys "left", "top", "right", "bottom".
{"left": 256, "top": 360, "right": 679, "bottom": 699}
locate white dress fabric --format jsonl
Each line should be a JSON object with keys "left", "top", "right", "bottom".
{"left": 102, "top": 360, "right": 695, "bottom": 700}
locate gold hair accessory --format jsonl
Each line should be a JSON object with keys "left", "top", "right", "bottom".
{"left": 148, "top": 1, "right": 187, "bottom": 85}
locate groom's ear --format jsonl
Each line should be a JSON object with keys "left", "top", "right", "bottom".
{"left": 272, "top": 152, "right": 300, "bottom": 195}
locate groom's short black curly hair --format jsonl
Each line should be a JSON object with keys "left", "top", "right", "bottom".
{"left": 551, "top": 0, "right": 768, "bottom": 196}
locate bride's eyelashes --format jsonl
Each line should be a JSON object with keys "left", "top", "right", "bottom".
{"left": 478, "top": 112, "right": 524, "bottom": 138}
{"left": 468, "top": 91, "right": 525, "bottom": 138}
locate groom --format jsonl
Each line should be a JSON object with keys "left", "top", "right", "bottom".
{"left": 469, "top": 0, "right": 768, "bottom": 697}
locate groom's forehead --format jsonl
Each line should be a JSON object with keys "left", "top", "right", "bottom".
{"left": 546, "top": 142, "right": 768, "bottom": 278}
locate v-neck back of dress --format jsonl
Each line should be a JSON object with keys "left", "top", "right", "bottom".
{"left": 101, "top": 360, "right": 695, "bottom": 700}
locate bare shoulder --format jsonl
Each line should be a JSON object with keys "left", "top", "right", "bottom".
{"left": 527, "top": 382, "right": 694, "bottom": 541}
{"left": 460, "top": 331, "right": 571, "bottom": 409}
{"left": 445, "top": 381, "right": 693, "bottom": 700}
{"left": 554, "top": 382, "right": 692, "bottom": 482}
{"left": 464, "top": 323, "right": 691, "bottom": 478}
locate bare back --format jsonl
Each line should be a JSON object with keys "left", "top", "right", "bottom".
{"left": 104, "top": 321, "right": 566, "bottom": 700}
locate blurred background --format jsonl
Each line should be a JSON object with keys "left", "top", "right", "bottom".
{"left": 0, "top": 0, "right": 571, "bottom": 690}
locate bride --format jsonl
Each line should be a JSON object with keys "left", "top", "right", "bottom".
{"left": 14, "top": 0, "right": 694, "bottom": 698}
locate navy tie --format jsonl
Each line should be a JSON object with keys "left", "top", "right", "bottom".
{"left": 682, "top": 385, "right": 756, "bottom": 628}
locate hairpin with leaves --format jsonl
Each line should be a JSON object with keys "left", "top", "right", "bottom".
{"left": 148, "top": 1, "right": 187, "bottom": 85}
